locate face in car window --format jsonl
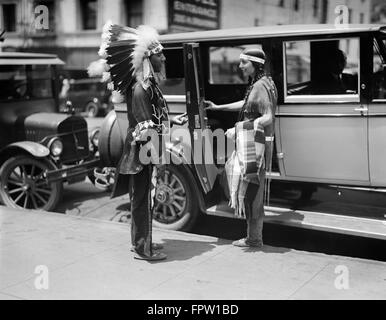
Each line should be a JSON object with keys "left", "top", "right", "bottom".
{"left": 285, "top": 38, "right": 359, "bottom": 97}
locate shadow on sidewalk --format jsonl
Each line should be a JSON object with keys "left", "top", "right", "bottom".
{"left": 157, "top": 238, "right": 291, "bottom": 262}
{"left": 242, "top": 245, "right": 291, "bottom": 254}
{"left": 158, "top": 238, "right": 229, "bottom": 262}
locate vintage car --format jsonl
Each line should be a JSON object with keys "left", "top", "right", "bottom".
{"left": 96, "top": 24, "right": 386, "bottom": 231}
{"left": 59, "top": 77, "right": 113, "bottom": 118}
{"left": 0, "top": 52, "right": 100, "bottom": 211}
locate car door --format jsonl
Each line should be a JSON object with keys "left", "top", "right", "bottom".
{"left": 183, "top": 43, "right": 218, "bottom": 193}
{"left": 368, "top": 33, "right": 386, "bottom": 186}
{"left": 278, "top": 36, "right": 370, "bottom": 185}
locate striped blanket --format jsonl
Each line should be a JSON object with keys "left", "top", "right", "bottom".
{"left": 226, "top": 119, "right": 265, "bottom": 217}
{"left": 235, "top": 119, "right": 265, "bottom": 178}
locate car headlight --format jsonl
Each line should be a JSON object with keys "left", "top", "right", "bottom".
{"left": 90, "top": 129, "right": 100, "bottom": 148}
{"left": 48, "top": 138, "right": 63, "bottom": 157}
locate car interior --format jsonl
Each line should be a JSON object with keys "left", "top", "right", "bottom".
{"left": 161, "top": 44, "right": 279, "bottom": 173}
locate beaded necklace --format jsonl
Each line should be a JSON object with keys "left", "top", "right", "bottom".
{"left": 149, "top": 78, "right": 170, "bottom": 134}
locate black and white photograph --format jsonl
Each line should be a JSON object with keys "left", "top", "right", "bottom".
{"left": 0, "top": 0, "right": 386, "bottom": 305}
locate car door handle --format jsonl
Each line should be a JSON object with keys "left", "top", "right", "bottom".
{"left": 354, "top": 106, "right": 368, "bottom": 112}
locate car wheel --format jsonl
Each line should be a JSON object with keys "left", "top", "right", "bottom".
{"left": 153, "top": 165, "right": 200, "bottom": 232}
{"left": 0, "top": 155, "right": 63, "bottom": 211}
{"left": 85, "top": 102, "right": 99, "bottom": 118}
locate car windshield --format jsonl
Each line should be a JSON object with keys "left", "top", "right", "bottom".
{"left": 0, "top": 64, "right": 53, "bottom": 101}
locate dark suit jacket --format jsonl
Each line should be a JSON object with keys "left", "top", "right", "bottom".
{"left": 312, "top": 73, "right": 347, "bottom": 95}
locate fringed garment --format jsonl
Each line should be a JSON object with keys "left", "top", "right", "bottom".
{"left": 227, "top": 74, "right": 277, "bottom": 218}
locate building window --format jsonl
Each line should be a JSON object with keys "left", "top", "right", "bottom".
{"left": 278, "top": 0, "right": 285, "bottom": 8}
{"left": 294, "top": 0, "right": 299, "bottom": 11}
{"left": 1, "top": 3, "right": 17, "bottom": 32}
{"left": 80, "top": 0, "right": 97, "bottom": 30}
{"left": 360, "top": 13, "right": 364, "bottom": 24}
{"left": 348, "top": 8, "right": 353, "bottom": 23}
{"left": 125, "top": 0, "right": 143, "bottom": 27}
{"left": 321, "top": 0, "right": 328, "bottom": 23}
{"left": 313, "top": 0, "right": 318, "bottom": 17}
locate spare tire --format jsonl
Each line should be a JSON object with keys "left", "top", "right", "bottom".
{"left": 98, "top": 110, "right": 124, "bottom": 167}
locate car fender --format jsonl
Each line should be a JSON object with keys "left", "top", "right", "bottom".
{"left": 1, "top": 141, "right": 50, "bottom": 158}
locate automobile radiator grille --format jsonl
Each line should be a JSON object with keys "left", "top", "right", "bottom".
{"left": 59, "top": 123, "right": 89, "bottom": 163}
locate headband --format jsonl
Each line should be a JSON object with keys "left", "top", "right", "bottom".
{"left": 145, "top": 43, "right": 164, "bottom": 57}
{"left": 240, "top": 53, "right": 265, "bottom": 64}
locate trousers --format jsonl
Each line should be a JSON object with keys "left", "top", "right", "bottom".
{"left": 238, "top": 170, "right": 265, "bottom": 246}
{"left": 130, "top": 165, "right": 153, "bottom": 257}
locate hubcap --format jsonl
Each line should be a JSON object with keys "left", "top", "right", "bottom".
{"left": 154, "top": 169, "right": 187, "bottom": 224}
{"left": 155, "top": 185, "right": 173, "bottom": 204}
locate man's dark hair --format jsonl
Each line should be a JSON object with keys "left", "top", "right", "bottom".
{"left": 328, "top": 48, "right": 347, "bottom": 74}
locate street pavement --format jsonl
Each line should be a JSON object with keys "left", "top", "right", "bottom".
{"left": 0, "top": 206, "right": 385, "bottom": 300}
{"left": 55, "top": 179, "right": 131, "bottom": 223}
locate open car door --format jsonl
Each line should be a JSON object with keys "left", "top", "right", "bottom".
{"left": 184, "top": 43, "right": 218, "bottom": 193}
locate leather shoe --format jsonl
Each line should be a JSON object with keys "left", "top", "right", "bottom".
{"left": 130, "top": 243, "right": 164, "bottom": 252}
{"left": 232, "top": 238, "right": 263, "bottom": 248}
{"left": 133, "top": 252, "right": 167, "bottom": 261}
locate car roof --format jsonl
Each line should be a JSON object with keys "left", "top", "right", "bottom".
{"left": 0, "top": 52, "right": 64, "bottom": 65}
{"left": 160, "top": 24, "right": 386, "bottom": 44}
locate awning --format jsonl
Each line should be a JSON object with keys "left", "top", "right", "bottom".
{"left": 0, "top": 58, "right": 64, "bottom": 65}
{"left": 0, "top": 52, "right": 65, "bottom": 65}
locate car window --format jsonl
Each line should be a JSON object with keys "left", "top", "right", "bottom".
{"left": 0, "top": 65, "right": 27, "bottom": 100}
{"left": 159, "top": 48, "right": 185, "bottom": 95}
{"left": 29, "top": 65, "right": 53, "bottom": 99}
{"left": 209, "top": 44, "right": 263, "bottom": 84}
{"left": 284, "top": 38, "right": 360, "bottom": 99}
{"left": 373, "top": 38, "right": 386, "bottom": 101}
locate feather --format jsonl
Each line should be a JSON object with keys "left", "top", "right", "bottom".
{"left": 107, "top": 82, "right": 115, "bottom": 91}
{"left": 111, "top": 90, "right": 125, "bottom": 103}
{"left": 98, "top": 42, "right": 109, "bottom": 59}
{"left": 87, "top": 59, "right": 108, "bottom": 77}
{"left": 107, "top": 50, "right": 134, "bottom": 65}
{"left": 98, "top": 22, "right": 161, "bottom": 93}
{"left": 110, "top": 66, "right": 135, "bottom": 89}
{"left": 105, "top": 44, "right": 135, "bottom": 57}
{"left": 102, "top": 71, "right": 111, "bottom": 82}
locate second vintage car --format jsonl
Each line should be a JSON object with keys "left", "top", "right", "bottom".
{"left": 59, "top": 76, "right": 113, "bottom": 118}
{"left": 0, "top": 52, "right": 100, "bottom": 211}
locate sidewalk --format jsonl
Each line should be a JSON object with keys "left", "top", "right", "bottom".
{"left": 0, "top": 207, "right": 385, "bottom": 300}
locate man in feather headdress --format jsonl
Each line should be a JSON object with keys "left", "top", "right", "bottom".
{"left": 95, "top": 22, "right": 187, "bottom": 261}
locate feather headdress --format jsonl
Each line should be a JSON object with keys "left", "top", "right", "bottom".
{"left": 95, "top": 21, "right": 163, "bottom": 94}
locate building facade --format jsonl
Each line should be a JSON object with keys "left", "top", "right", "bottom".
{"left": 371, "top": 0, "right": 386, "bottom": 23}
{"left": 0, "top": 0, "right": 374, "bottom": 68}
